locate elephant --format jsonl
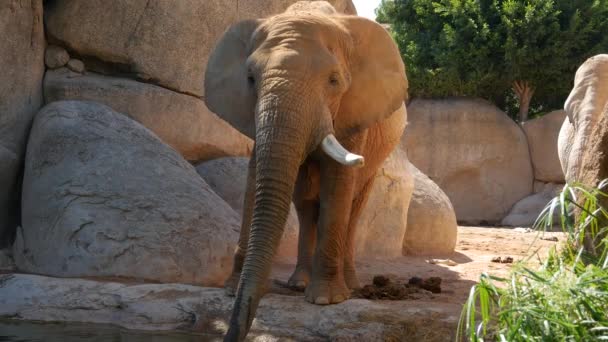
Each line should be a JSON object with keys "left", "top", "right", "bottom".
{"left": 559, "top": 54, "right": 608, "bottom": 182}
{"left": 204, "top": 2, "right": 408, "bottom": 340}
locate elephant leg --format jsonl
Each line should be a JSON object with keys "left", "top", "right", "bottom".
{"left": 305, "top": 158, "right": 357, "bottom": 305}
{"left": 344, "top": 176, "right": 375, "bottom": 289}
{"left": 287, "top": 199, "right": 318, "bottom": 290}
{"left": 225, "top": 153, "right": 256, "bottom": 296}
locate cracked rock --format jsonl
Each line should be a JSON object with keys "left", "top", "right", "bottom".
{"left": 15, "top": 100, "right": 240, "bottom": 285}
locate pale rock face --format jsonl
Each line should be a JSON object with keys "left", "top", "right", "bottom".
{"left": 404, "top": 163, "right": 458, "bottom": 256}
{"left": 195, "top": 157, "right": 299, "bottom": 261}
{"left": 44, "top": 69, "right": 253, "bottom": 162}
{"left": 522, "top": 110, "right": 566, "bottom": 183}
{"left": 44, "top": 45, "right": 70, "bottom": 69}
{"left": 44, "top": 0, "right": 356, "bottom": 97}
{"left": 0, "top": 0, "right": 45, "bottom": 247}
{"left": 356, "top": 148, "right": 414, "bottom": 258}
{"left": 501, "top": 183, "right": 563, "bottom": 227}
{"left": 402, "top": 98, "right": 534, "bottom": 224}
{"left": 559, "top": 55, "right": 608, "bottom": 182}
{"left": 0, "top": 274, "right": 459, "bottom": 341}
{"left": 15, "top": 101, "right": 240, "bottom": 286}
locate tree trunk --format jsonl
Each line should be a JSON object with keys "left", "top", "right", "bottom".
{"left": 512, "top": 80, "right": 535, "bottom": 123}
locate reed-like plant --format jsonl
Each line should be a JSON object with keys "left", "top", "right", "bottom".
{"left": 458, "top": 180, "right": 608, "bottom": 341}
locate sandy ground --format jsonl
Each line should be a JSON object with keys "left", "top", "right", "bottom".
{"left": 271, "top": 225, "right": 564, "bottom": 308}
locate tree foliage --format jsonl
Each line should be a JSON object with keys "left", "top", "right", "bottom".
{"left": 377, "top": 0, "right": 608, "bottom": 120}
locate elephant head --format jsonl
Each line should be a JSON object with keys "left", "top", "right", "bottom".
{"left": 205, "top": 9, "right": 407, "bottom": 341}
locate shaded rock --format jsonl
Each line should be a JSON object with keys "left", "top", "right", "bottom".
{"left": 559, "top": 55, "right": 608, "bottom": 182}
{"left": 16, "top": 101, "right": 240, "bottom": 286}
{"left": 66, "top": 58, "right": 85, "bottom": 73}
{"left": 501, "top": 183, "right": 563, "bottom": 227}
{"left": 0, "top": 249, "right": 15, "bottom": 272}
{"left": 0, "top": 0, "right": 45, "bottom": 247}
{"left": 0, "top": 273, "right": 459, "bottom": 341}
{"left": 44, "top": 0, "right": 355, "bottom": 97}
{"left": 44, "top": 69, "right": 252, "bottom": 161}
{"left": 522, "top": 110, "right": 566, "bottom": 183}
{"left": 44, "top": 45, "right": 69, "bottom": 69}
{"left": 356, "top": 148, "right": 414, "bottom": 258}
{"left": 402, "top": 98, "right": 533, "bottom": 224}
{"left": 404, "top": 163, "right": 457, "bottom": 256}
{"left": 195, "top": 157, "right": 298, "bottom": 260}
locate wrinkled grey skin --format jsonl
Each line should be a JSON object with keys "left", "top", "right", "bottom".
{"left": 205, "top": 4, "right": 408, "bottom": 341}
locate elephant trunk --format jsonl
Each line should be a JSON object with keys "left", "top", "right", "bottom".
{"left": 225, "top": 97, "right": 308, "bottom": 341}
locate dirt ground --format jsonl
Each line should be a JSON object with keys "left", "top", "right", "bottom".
{"left": 271, "top": 225, "right": 564, "bottom": 309}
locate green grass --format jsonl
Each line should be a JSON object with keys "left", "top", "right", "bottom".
{"left": 458, "top": 180, "right": 608, "bottom": 341}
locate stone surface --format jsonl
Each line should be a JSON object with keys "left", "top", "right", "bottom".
{"left": 195, "top": 157, "right": 298, "bottom": 260}
{"left": 402, "top": 98, "right": 534, "bottom": 224}
{"left": 15, "top": 101, "right": 241, "bottom": 286}
{"left": 44, "top": 0, "right": 355, "bottom": 98}
{"left": 66, "top": 58, "right": 85, "bottom": 73}
{"left": 404, "top": 163, "right": 458, "bottom": 256}
{"left": 44, "top": 69, "right": 252, "bottom": 161}
{"left": 522, "top": 110, "right": 566, "bottom": 183}
{"left": 559, "top": 55, "right": 608, "bottom": 182}
{"left": 356, "top": 148, "right": 414, "bottom": 258}
{"left": 44, "top": 45, "right": 70, "bottom": 69}
{"left": 0, "top": 273, "right": 459, "bottom": 341}
{"left": 0, "top": 249, "right": 15, "bottom": 272}
{"left": 0, "top": 0, "right": 45, "bottom": 247}
{"left": 501, "top": 183, "right": 563, "bottom": 227}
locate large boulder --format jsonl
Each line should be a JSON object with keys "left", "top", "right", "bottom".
{"left": 402, "top": 98, "right": 534, "bottom": 224}
{"left": 522, "top": 110, "right": 566, "bottom": 183}
{"left": 356, "top": 148, "right": 414, "bottom": 258}
{"left": 44, "top": 0, "right": 355, "bottom": 98}
{"left": 195, "top": 157, "right": 298, "bottom": 260}
{"left": 0, "top": 0, "right": 45, "bottom": 247}
{"left": 404, "top": 163, "right": 457, "bottom": 256}
{"left": 559, "top": 55, "right": 608, "bottom": 182}
{"left": 15, "top": 101, "right": 241, "bottom": 286}
{"left": 501, "top": 183, "right": 563, "bottom": 227}
{"left": 44, "top": 69, "right": 252, "bottom": 161}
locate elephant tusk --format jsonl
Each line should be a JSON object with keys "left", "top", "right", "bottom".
{"left": 321, "top": 134, "right": 365, "bottom": 168}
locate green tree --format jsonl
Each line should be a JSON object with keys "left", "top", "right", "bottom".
{"left": 377, "top": 0, "right": 608, "bottom": 122}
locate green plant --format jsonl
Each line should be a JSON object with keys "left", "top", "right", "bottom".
{"left": 376, "top": 0, "right": 608, "bottom": 121}
{"left": 458, "top": 180, "right": 608, "bottom": 341}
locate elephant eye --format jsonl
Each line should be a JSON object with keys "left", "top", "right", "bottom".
{"left": 247, "top": 71, "right": 255, "bottom": 86}
{"left": 329, "top": 73, "right": 340, "bottom": 86}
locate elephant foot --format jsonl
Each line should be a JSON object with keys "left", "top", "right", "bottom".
{"left": 344, "top": 268, "right": 361, "bottom": 289}
{"left": 223, "top": 271, "right": 241, "bottom": 297}
{"left": 287, "top": 265, "right": 311, "bottom": 291}
{"left": 305, "top": 277, "right": 350, "bottom": 305}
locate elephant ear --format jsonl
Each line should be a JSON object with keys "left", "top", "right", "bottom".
{"left": 334, "top": 16, "right": 408, "bottom": 136}
{"left": 205, "top": 20, "right": 262, "bottom": 139}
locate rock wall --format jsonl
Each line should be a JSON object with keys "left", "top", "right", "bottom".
{"left": 402, "top": 98, "right": 534, "bottom": 224}
{"left": 0, "top": 0, "right": 45, "bottom": 247}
